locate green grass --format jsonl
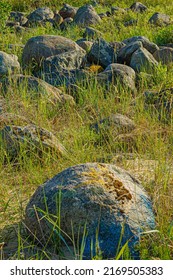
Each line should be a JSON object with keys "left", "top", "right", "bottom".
{"left": 0, "top": 0, "right": 173, "bottom": 260}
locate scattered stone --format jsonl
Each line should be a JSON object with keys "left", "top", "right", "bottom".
{"left": 25, "top": 162, "right": 155, "bottom": 259}
{"left": 53, "top": 12, "right": 63, "bottom": 26}
{"left": 59, "top": 17, "right": 73, "bottom": 31}
{"left": 117, "top": 41, "right": 143, "bottom": 64}
{"left": 83, "top": 27, "right": 103, "bottom": 40}
{"left": 153, "top": 47, "right": 173, "bottom": 65}
{"left": 0, "top": 124, "right": 66, "bottom": 160}
{"left": 74, "top": 4, "right": 101, "bottom": 27}
{"left": 91, "top": 113, "right": 136, "bottom": 134}
{"left": 149, "top": 12, "right": 171, "bottom": 26}
{"left": 76, "top": 39, "right": 93, "bottom": 52}
{"left": 59, "top": 4, "right": 78, "bottom": 19}
{"left": 0, "top": 51, "right": 20, "bottom": 77}
{"left": 122, "top": 36, "right": 159, "bottom": 54}
{"left": 97, "top": 63, "right": 136, "bottom": 92}
{"left": 130, "top": 47, "right": 158, "bottom": 73}
{"left": 130, "top": 2, "right": 147, "bottom": 13}
{"left": 22, "top": 35, "right": 84, "bottom": 69}
{"left": 87, "top": 38, "right": 117, "bottom": 68}
{"left": 111, "top": 6, "right": 126, "bottom": 15}
{"left": 2, "top": 74, "right": 75, "bottom": 106}
{"left": 27, "top": 7, "right": 54, "bottom": 26}
{"left": 124, "top": 19, "right": 138, "bottom": 27}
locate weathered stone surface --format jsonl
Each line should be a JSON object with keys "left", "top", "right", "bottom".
{"left": 153, "top": 47, "right": 173, "bottom": 65}
{"left": 88, "top": 38, "right": 117, "bottom": 68}
{"left": 130, "top": 47, "right": 158, "bottom": 73}
{"left": 59, "top": 17, "right": 73, "bottom": 31}
{"left": 122, "top": 36, "right": 159, "bottom": 54}
{"left": 25, "top": 162, "right": 155, "bottom": 259}
{"left": 130, "top": 2, "right": 147, "bottom": 13}
{"left": 42, "top": 49, "right": 86, "bottom": 72}
{"left": 59, "top": 4, "right": 78, "bottom": 19}
{"left": 2, "top": 74, "right": 75, "bottom": 106}
{"left": 74, "top": 5, "right": 101, "bottom": 27}
{"left": 117, "top": 41, "right": 143, "bottom": 64}
{"left": 0, "top": 124, "right": 66, "bottom": 160}
{"left": 22, "top": 35, "right": 84, "bottom": 69}
{"left": 27, "top": 7, "right": 54, "bottom": 26}
{"left": 91, "top": 113, "right": 136, "bottom": 134}
{"left": 0, "top": 51, "right": 20, "bottom": 77}
{"left": 111, "top": 6, "right": 126, "bottom": 15}
{"left": 97, "top": 63, "right": 136, "bottom": 92}
{"left": 76, "top": 39, "right": 93, "bottom": 52}
{"left": 53, "top": 12, "right": 63, "bottom": 26}
{"left": 149, "top": 12, "right": 171, "bottom": 26}
{"left": 83, "top": 27, "right": 103, "bottom": 40}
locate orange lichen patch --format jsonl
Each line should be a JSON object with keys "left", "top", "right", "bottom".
{"left": 81, "top": 164, "right": 132, "bottom": 202}
{"left": 88, "top": 65, "right": 104, "bottom": 73}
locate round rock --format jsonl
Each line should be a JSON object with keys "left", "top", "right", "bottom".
{"left": 25, "top": 163, "right": 155, "bottom": 259}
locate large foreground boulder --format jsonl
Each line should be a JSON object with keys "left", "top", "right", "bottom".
{"left": 22, "top": 35, "right": 84, "bottom": 69}
{"left": 25, "top": 163, "right": 155, "bottom": 259}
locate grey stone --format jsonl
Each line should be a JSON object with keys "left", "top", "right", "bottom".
{"left": 53, "top": 12, "right": 63, "bottom": 26}
{"left": 117, "top": 41, "right": 143, "bottom": 64}
{"left": 76, "top": 39, "right": 93, "bottom": 52}
{"left": 87, "top": 38, "right": 117, "bottom": 68}
{"left": 91, "top": 113, "right": 136, "bottom": 134}
{"left": 149, "top": 12, "right": 171, "bottom": 26}
{"left": 59, "top": 17, "right": 73, "bottom": 31}
{"left": 25, "top": 162, "right": 155, "bottom": 259}
{"left": 83, "top": 27, "right": 103, "bottom": 40}
{"left": 0, "top": 51, "right": 20, "bottom": 77}
{"left": 2, "top": 74, "right": 75, "bottom": 106}
{"left": 111, "top": 6, "right": 126, "bottom": 15}
{"left": 27, "top": 7, "right": 54, "bottom": 26}
{"left": 74, "top": 5, "right": 101, "bottom": 27}
{"left": 153, "top": 47, "right": 173, "bottom": 65}
{"left": 59, "top": 4, "right": 78, "bottom": 19}
{"left": 122, "top": 36, "right": 159, "bottom": 54}
{"left": 130, "top": 2, "right": 147, "bottom": 13}
{"left": 0, "top": 124, "right": 66, "bottom": 160}
{"left": 130, "top": 47, "right": 158, "bottom": 73}
{"left": 22, "top": 35, "right": 84, "bottom": 69}
{"left": 97, "top": 63, "right": 136, "bottom": 92}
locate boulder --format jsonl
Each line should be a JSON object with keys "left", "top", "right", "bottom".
{"left": 129, "top": 2, "right": 147, "bottom": 13}
{"left": 76, "top": 39, "right": 93, "bottom": 52}
{"left": 22, "top": 35, "right": 84, "bottom": 69}
{"left": 0, "top": 51, "right": 20, "bottom": 77}
{"left": 111, "top": 7, "right": 126, "bottom": 15}
{"left": 0, "top": 124, "right": 66, "bottom": 160}
{"left": 97, "top": 63, "right": 136, "bottom": 92}
{"left": 59, "top": 17, "right": 73, "bottom": 31}
{"left": 149, "top": 12, "right": 171, "bottom": 26}
{"left": 53, "top": 12, "right": 63, "bottom": 26}
{"left": 83, "top": 27, "right": 103, "bottom": 40}
{"left": 25, "top": 162, "right": 155, "bottom": 259}
{"left": 59, "top": 4, "right": 78, "bottom": 19}
{"left": 87, "top": 38, "right": 117, "bottom": 68}
{"left": 117, "top": 41, "right": 143, "bottom": 64}
{"left": 42, "top": 49, "right": 86, "bottom": 73}
{"left": 27, "top": 7, "right": 54, "bottom": 26}
{"left": 2, "top": 74, "right": 75, "bottom": 106}
{"left": 91, "top": 113, "right": 136, "bottom": 134}
{"left": 130, "top": 47, "right": 158, "bottom": 73}
{"left": 74, "top": 5, "right": 101, "bottom": 27}
{"left": 153, "top": 47, "right": 173, "bottom": 65}
{"left": 122, "top": 36, "right": 159, "bottom": 54}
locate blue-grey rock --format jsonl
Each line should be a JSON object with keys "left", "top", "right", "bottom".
{"left": 25, "top": 163, "right": 155, "bottom": 259}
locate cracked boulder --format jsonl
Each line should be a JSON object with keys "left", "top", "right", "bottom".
{"left": 25, "top": 162, "right": 155, "bottom": 259}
